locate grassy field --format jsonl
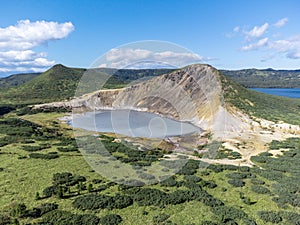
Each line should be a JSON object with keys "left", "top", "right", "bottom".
{"left": 0, "top": 112, "right": 299, "bottom": 224}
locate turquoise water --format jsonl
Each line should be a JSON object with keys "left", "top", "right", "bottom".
{"left": 70, "top": 110, "right": 201, "bottom": 138}
{"left": 250, "top": 88, "right": 300, "bottom": 98}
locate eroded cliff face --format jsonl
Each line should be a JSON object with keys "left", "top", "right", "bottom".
{"left": 34, "top": 64, "right": 250, "bottom": 136}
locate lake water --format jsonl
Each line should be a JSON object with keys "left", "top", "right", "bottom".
{"left": 70, "top": 110, "right": 201, "bottom": 138}
{"left": 250, "top": 88, "right": 300, "bottom": 98}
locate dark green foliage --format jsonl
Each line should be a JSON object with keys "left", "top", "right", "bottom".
{"left": 250, "top": 178, "right": 265, "bottom": 185}
{"left": 0, "top": 72, "right": 40, "bottom": 89}
{"left": 100, "top": 214, "right": 122, "bottom": 225}
{"left": 226, "top": 172, "right": 249, "bottom": 179}
{"left": 159, "top": 176, "right": 178, "bottom": 187}
{"left": 221, "top": 68, "right": 300, "bottom": 88}
{"left": 23, "top": 203, "right": 58, "bottom": 218}
{"left": 220, "top": 73, "right": 300, "bottom": 125}
{"left": 251, "top": 185, "right": 271, "bottom": 194}
{"left": 228, "top": 179, "right": 245, "bottom": 187}
{"left": 57, "top": 146, "right": 78, "bottom": 152}
{"left": 29, "top": 152, "right": 59, "bottom": 160}
{"left": 269, "top": 137, "right": 300, "bottom": 150}
{"left": 184, "top": 175, "right": 202, "bottom": 183}
{"left": 40, "top": 210, "right": 100, "bottom": 225}
{"left": 258, "top": 211, "right": 282, "bottom": 223}
{"left": 242, "top": 219, "right": 257, "bottom": 225}
{"left": 153, "top": 213, "right": 170, "bottom": 224}
{"left": 0, "top": 214, "right": 11, "bottom": 225}
{"left": 207, "top": 164, "right": 224, "bottom": 173}
{"left": 200, "top": 180, "right": 217, "bottom": 189}
{"left": 72, "top": 194, "right": 133, "bottom": 210}
{"left": 279, "top": 211, "right": 300, "bottom": 225}
{"left": 82, "top": 135, "right": 164, "bottom": 167}
{"left": 200, "top": 221, "right": 219, "bottom": 225}
{"left": 53, "top": 173, "right": 74, "bottom": 185}
{"left": 22, "top": 144, "right": 50, "bottom": 152}
{"left": 178, "top": 160, "right": 199, "bottom": 175}
{"left": 0, "top": 117, "right": 61, "bottom": 147}
{"left": 0, "top": 105, "right": 15, "bottom": 116}
{"left": 42, "top": 185, "right": 67, "bottom": 198}
{"left": 216, "top": 149, "right": 242, "bottom": 159}
{"left": 211, "top": 205, "right": 248, "bottom": 222}
{"left": 9, "top": 203, "right": 27, "bottom": 217}
{"left": 128, "top": 188, "right": 167, "bottom": 206}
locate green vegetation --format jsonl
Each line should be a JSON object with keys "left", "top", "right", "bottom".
{"left": 222, "top": 68, "right": 300, "bottom": 88}
{"left": 0, "top": 109, "right": 299, "bottom": 224}
{"left": 0, "top": 73, "right": 40, "bottom": 89}
{"left": 0, "top": 66, "right": 299, "bottom": 224}
{"left": 0, "top": 64, "right": 174, "bottom": 105}
{"left": 220, "top": 72, "right": 300, "bottom": 125}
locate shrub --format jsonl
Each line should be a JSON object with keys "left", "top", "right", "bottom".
{"left": 153, "top": 213, "right": 170, "bottom": 224}
{"left": 184, "top": 175, "right": 202, "bottom": 183}
{"left": 228, "top": 179, "right": 245, "bottom": 187}
{"left": 251, "top": 185, "right": 271, "bottom": 194}
{"left": 41, "top": 210, "right": 100, "bottom": 225}
{"left": 100, "top": 214, "right": 122, "bottom": 225}
{"left": 279, "top": 211, "right": 300, "bottom": 225}
{"left": 160, "top": 176, "right": 178, "bottom": 187}
{"left": 29, "top": 152, "right": 59, "bottom": 160}
{"left": 226, "top": 172, "right": 248, "bottom": 179}
{"left": 72, "top": 194, "right": 133, "bottom": 210}
{"left": 258, "top": 211, "right": 282, "bottom": 223}
{"left": 250, "top": 178, "right": 265, "bottom": 185}
{"left": 0, "top": 214, "right": 11, "bottom": 225}
{"left": 211, "top": 206, "right": 248, "bottom": 221}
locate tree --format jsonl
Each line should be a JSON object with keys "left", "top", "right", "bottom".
{"left": 258, "top": 211, "right": 282, "bottom": 223}
{"left": 35, "top": 192, "right": 40, "bottom": 200}
{"left": 10, "top": 203, "right": 26, "bottom": 217}
{"left": 100, "top": 214, "right": 122, "bottom": 225}
{"left": 87, "top": 183, "right": 93, "bottom": 193}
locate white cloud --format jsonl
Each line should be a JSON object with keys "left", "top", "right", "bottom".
{"left": 101, "top": 48, "right": 204, "bottom": 68}
{"left": 246, "top": 23, "right": 269, "bottom": 38}
{"left": 270, "top": 36, "right": 300, "bottom": 59}
{"left": 274, "top": 18, "right": 288, "bottom": 28}
{"left": 0, "top": 20, "right": 74, "bottom": 50}
{"left": 233, "top": 18, "right": 300, "bottom": 61}
{"left": 0, "top": 20, "right": 74, "bottom": 75}
{"left": 241, "top": 38, "right": 269, "bottom": 51}
{"left": 233, "top": 26, "right": 240, "bottom": 33}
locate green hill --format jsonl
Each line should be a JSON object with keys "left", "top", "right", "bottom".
{"left": 0, "top": 64, "right": 85, "bottom": 104}
{"left": 0, "top": 72, "right": 41, "bottom": 89}
{"left": 0, "top": 64, "right": 174, "bottom": 105}
{"left": 221, "top": 68, "right": 300, "bottom": 88}
{"left": 220, "top": 71, "right": 300, "bottom": 125}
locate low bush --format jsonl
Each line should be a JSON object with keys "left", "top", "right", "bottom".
{"left": 258, "top": 211, "right": 282, "bottom": 224}
{"left": 228, "top": 179, "right": 245, "bottom": 187}
{"left": 100, "top": 214, "right": 122, "bottom": 225}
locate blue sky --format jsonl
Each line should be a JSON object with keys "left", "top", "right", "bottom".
{"left": 0, "top": 0, "right": 300, "bottom": 76}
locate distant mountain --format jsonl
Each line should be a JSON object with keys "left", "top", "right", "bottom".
{"left": 0, "top": 64, "right": 175, "bottom": 104}
{"left": 221, "top": 69, "right": 300, "bottom": 88}
{"left": 0, "top": 72, "right": 41, "bottom": 89}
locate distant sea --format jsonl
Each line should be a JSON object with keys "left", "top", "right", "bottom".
{"left": 250, "top": 88, "right": 300, "bottom": 99}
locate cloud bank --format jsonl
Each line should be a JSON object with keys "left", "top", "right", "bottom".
{"left": 98, "top": 48, "right": 206, "bottom": 69}
{"left": 232, "top": 17, "right": 300, "bottom": 60}
{"left": 0, "top": 20, "right": 74, "bottom": 75}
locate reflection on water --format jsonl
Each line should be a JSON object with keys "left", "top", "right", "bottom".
{"left": 70, "top": 110, "right": 201, "bottom": 138}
